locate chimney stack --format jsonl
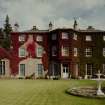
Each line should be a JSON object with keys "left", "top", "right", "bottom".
{"left": 49, "top": 21, "right": 53, "bottom": 31}
{"left": 73, "top": 18, "right": 78, "bottom": 30}
{"left": 14, "top": 23, "right": 19, "bottom": 32}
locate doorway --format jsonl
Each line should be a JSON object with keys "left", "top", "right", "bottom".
{"left": 62, "top": 64, "right": 69, "bottom": 79}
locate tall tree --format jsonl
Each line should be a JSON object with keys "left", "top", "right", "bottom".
{"left": 3, "top": 15, "right": 12, "bottom": 50}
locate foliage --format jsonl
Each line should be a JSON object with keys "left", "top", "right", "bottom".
{"left": 78, "top": 33, "right": 105, "bottom": 76}
{"left": 2, "top": 15, "right": 12, "bottom": 50}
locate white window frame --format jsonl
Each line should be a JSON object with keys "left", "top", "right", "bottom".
{"left": 36, "top": 35, "right": 43, "bottom": 42}
{"left": 74, "top": 48, "right": 78, "bottom": 57}
{"left": 36, "top": 46, "right": 43, "bottom": 57}
{"left": 61, "top": 46, "right": 69, "bottom": 56}
{"left": 85, "top": 64, "right": 93, "bottom": 75}
{"left": 52, "top": 34, "right": 57, "bottom": 40}
{"left": 19, "top": 35, "right": 25, "bottom": 41}
{"left": 85, "top": 48, "right": 92, "bottom": 57}
{"left": 86, "top": 35, "right": 92, "bottom": 41}
{"left": 37, "top": 64, "right": 44, "bottom": 76}
{"left": 19, "top": 64, "right": 25, "bottom": 76}
{"left": 19, "top": 47, "right": 26, "bottom": 57}
{"left": 73, "top": 33, "right": 77, "bottom": 40}
{"left": 62, "top": 32, "right": 69, "bottom": 39}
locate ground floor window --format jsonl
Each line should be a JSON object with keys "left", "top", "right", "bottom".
{"left": 85, "top": 63, "right": 93, "bottom": 75}
{"left": 0, "top": 60, "right": 5, "bottom": 75}
{"left": 38, "top": 64, "right": 43, "bottom": 76}
{"left": 52, "top": 63, "right": 59, "bottom": 76}
{"left": 19, "top": 64, "right": 25, "bottom": 76}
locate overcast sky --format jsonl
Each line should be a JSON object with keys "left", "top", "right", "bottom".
{"left": 0, "top": 0, "right": 105, "bottom": 30}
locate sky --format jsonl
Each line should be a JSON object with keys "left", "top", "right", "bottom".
{"left": 0, "top": 0, "right": 105, "bottom": 31}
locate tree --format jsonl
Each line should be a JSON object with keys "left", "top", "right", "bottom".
{"left": 3, "top": 15, "right": 12, "bottom": 50}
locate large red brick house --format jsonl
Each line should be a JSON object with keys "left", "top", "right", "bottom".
{"left": 0, "top": 21, "right": 105, "bottom": 79}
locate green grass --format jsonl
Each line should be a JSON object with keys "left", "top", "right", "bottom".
{"left": 0, "top": 79, "right": 105, "bottom": 105}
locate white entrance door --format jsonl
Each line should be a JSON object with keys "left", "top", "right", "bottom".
{"left": 62, "top": 64, "right": 69, "bottom": 79}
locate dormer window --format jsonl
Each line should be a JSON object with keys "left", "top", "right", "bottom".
{"left": 86, "top": 35, "right": 92, "bottom": 41}
{"left": 62, "top": 32, "right": 69, "bottom": 39}
{"left": 36, "top": 35, "right": 43, "bottom": 42}
{"left": 19, "top": 35, "right": 25, "bottom": 41}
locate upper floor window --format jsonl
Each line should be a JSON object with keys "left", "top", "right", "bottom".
{"left": 85, "top": 48, "right": 92, "bottom": 57}
{"left": 52, "top": 34, "right": 57, "bottom": 40}
{"left": 19, "top": 35, "right": 25, "bottom": 41}
{"left": 62, "top": 32, "right": 69, "bottom": 39}
{"left": 61, "top": 46, "right": 69, "bottom": 56}
{"left": 103, "top": 36, "right": 105, "bottom": 41}
{"left": 36, "top": 35, "right": 43, "bottom": 42}
{"left": 52, "top": 46, "right": 57, "bottom": 56}
{"left": 103, "top": 48, "right": 105, "bottom": 57}
{"left": 85, "top": 35, "right": 92, "bottom": 41}
{"left": 19, "top": 47, "right": 26, "bottom": 57}
{"left": 74, "top": 48, "right": 78, "bottom": 57}
{"left": 36, "top": 46, "right": 43, "bottom": 57}
{"left": 73, "top": 33, "right": 77, "bottom": 40}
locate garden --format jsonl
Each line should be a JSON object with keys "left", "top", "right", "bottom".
{"left": 0, "top": 79, "right": 105, "bottom": 105}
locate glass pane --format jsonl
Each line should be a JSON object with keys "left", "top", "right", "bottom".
{"left": 86, "top": 35, "right": 92, "bottom": 41}
{"left": 2, "top": 61, "right": 5, "bottom": 75}
{"left": 38, "top": 64, "right": 43, "bottom": 75}
{"left": 20, "top": 64, "right": 25, "bottom": 76}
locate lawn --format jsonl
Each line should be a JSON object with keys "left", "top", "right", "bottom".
{"left": 0, "top": 79, "right": 105, "bottom": 105}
